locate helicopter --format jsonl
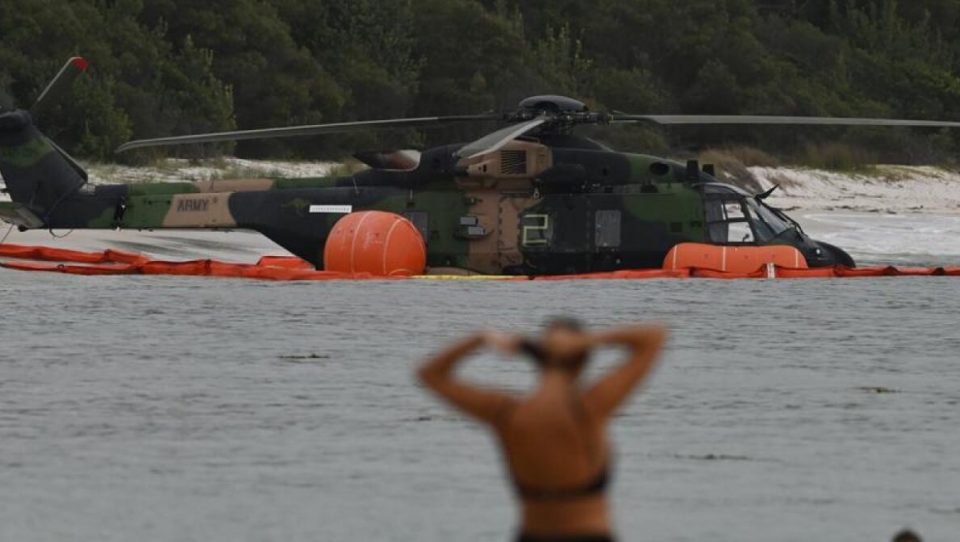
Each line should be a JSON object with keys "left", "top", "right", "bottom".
{"left": 5, "top": 57, "right": 960, "bottom": 275}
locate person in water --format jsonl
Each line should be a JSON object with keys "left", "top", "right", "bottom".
{"left": 892, "top": 530, "right": 922, "bottom": 542}
{"left": 418, "top": 318, "right": 667, "bottom": 542}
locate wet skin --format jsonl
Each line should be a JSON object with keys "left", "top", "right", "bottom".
{"left": 418, "top": 324, "right": 667, "bottom": 538}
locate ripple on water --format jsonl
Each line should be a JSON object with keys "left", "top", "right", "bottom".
{"left": 0, "top": 273, "right": 958, "bottom": 541}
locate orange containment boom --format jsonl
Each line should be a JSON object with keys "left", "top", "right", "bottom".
{"left": 0, "top": 244, "right": 387, "bottom": 281}
{"left": 2, "top": 243, "right": 960, "bottom": 280}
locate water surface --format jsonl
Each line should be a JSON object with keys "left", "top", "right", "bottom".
{"left": 1, "top": 270, "right": 958, "bottom": 541}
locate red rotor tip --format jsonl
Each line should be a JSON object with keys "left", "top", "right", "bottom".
{"left": 71, "top": 57, "right": 89, "bottom": 71}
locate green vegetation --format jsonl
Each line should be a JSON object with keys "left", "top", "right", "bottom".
{"left": 4, "top": 0, "right": 960, "bottom": 166}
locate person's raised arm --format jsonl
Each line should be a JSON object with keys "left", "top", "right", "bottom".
{"left": 418, "top": 332, "right": 519, "bottom": 427}
{"left": 581, "top": 324, "right": 667, "bottom": 421}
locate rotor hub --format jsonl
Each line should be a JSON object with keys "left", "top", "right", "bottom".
{"left": 509, "top": 95, "right": 610, "bottom": 133}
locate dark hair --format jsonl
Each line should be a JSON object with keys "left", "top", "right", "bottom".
{"left": 518, "top": 338, "right": 547, "bottom": 364}
{"left": 544, "top": 316, "right": 584, "bottom": 332}
{"left": 892, "top": 530, "right": 922, "bottom": 542}
{"left": 517, "top": 317, "right": 589, "bottom": 370}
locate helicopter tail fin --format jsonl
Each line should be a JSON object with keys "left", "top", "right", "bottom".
{"left": 0, "top": 56, "right": 90, "bottom": 227}
{"left": 0, "top": 110, "right": 87, "bottom": 226}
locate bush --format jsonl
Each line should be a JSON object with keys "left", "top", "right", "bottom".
{"left": 698, "top": 148, "right": 765, "bottom": 192}
{"left": 797, "top": 142, "right": 877, "bottom": 171}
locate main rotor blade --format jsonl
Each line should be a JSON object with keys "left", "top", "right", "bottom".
{"left": 31, "top": 57, "right": 89, "bottom": 118}
{"left": 613, "top": 114, "right": 960, "bottom": 128}
{"left": 456, "top": 117, "right": 548, "bottom": 159}
{"left": 115, "top": 114, "right": 501, "bottom": 153}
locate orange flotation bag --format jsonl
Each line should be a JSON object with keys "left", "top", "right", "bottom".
{"left": 663, "top": 243, "right": 808, "bottom": 273}
{"left": 323, "top": 211, "right": 426, "bottom": 276}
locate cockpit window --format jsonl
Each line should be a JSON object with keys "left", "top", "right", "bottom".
{"left": 705, "top": 186, "right": 799, "bottom": 245}
{"left": 747, "top": 199, "right": 792, "bottom": 239}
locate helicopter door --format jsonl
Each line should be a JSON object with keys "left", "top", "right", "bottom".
{"left": 594, "top": 210, "right": 622, "bottom": 249}
{"left": 498, "top": 193, "right": 543, "bottom": 270}
{"left": 706, "top": 198, "right": 756, "bottom": 244}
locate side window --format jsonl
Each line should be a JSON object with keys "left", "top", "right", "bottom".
{"left": 595, "top": 210, "right": 621, "bottom": 248}
{"left": 722, "top": 201, "right": 746, "bottom": 221}
{"left": 726, "top": 221, "right": 754, "bottom": 243}
{"left": 521, "top": 214, "right": 552, "bottom": 246}
{"left": 707, "top": 199, "right": 755, "bottom": 244}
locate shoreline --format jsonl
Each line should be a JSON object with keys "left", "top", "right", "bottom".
{"left": 5, "top": 159, "right": 960, "bottom": 216}
{"left": 751, "top": 165, "right": 960, "bottom": 215}
{"left": 4, "top": 160, "right": 960, "bottom": 267}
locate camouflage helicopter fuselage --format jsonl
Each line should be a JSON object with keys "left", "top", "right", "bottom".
{"left": 0, "top": 109, "right": 851, "bottom": 274}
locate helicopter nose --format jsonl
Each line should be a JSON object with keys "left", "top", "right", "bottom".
{"left": 806, "top": 240, "right": 856, "bottom": 268}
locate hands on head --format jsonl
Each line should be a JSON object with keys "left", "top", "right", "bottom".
{"left": 479, "top": 327, "right": 593, "bottom": 367}
{"left": 420, "top": 321, "right": 667, "bottom": 423}
{"left": 480, "top": 331, "right": 524, "bottom": 356}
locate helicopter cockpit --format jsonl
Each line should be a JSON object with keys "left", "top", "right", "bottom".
{"left": 702, "top": 183, "right": 797, "bottom": 245}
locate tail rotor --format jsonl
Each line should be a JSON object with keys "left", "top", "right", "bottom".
{"left": 30, "top": 57, "right": 90, "bottom": 120}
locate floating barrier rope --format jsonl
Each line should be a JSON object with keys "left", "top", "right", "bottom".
{"left": 1, "top": 243, "right": 959, "bottom": 280}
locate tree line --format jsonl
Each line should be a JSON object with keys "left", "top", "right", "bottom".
{"left": 2, "top": 0, "right": 960, "bottom": 164}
